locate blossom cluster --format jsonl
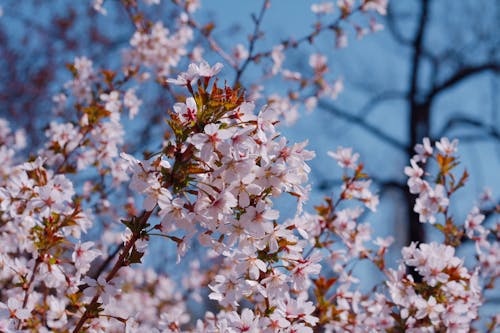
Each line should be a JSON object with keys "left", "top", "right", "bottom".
{"left": 388, "top": 242, "right": 481, "bottom": 332}
{"left": 0, "top": 0, "right": 499, "bottom": 332}
{"left": 1, "top": 73, "right": 499, "bottom": 332}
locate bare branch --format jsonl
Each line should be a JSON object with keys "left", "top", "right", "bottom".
{"left": 385, "top": 4, "right": 413, "bottom": 46}
{"left": 318, "top": 176, "right": 405, "bottom": 199}
{"left": 234, "top": 0, "right": 270, "bottom": 85}
{"left": 408, "top": 0, "right": 430, "bottom": 103}
{"left": 319, "top": 101, "right": 408, "bottom": 152}
{"left": 428, "top": 63, "right": 500, "bottom": 100}
{"left": 437, "top": 115, "right": 500, "bottom": 142}
{"left": 357, "top": 90, "right": 407, "bottom": 117}
{"left": 376, "top": 178, "right": 406, "bottom": 193}
{"left": 483, "top": 200, "right": 500, "bottom": 222}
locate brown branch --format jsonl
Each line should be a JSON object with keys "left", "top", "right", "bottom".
{"left": 234, "top": 0, "right": 270, "bottom": 85}
{"left": 72, "top": 210, "right": 153, "bottom": 333}
{"left": 232, "top": 5, "right": 363, "bottom": 85}
{"left": 22, "top": 258, "right": 41, "bottom": 306}
{"left": 16, "top": 258, "right": 41, "bottom": 329}
{"left": 90, "top": 243, "right": 124, "bottom": 281}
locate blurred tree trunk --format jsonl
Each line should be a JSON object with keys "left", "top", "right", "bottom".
{"left": 320, "top": 0, "right": 499, "bottom": 255}
{"left": 406, "top": 0, "right": 431, "bottom": 246}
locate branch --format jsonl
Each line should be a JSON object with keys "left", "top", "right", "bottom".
{"left": 386, "top": 2, "right": 440, "bottom": 85}
{"left": 427, "top": 63, "right": 500, "bottom": 100}
{"left": 371, "top": 176, "right": 406, "bottom": 195}
{"left": 234, "top": 0, "right": 270, "bottom": 85}
{"left": 72, "top": 210, "right": 153, "bottom": 333}
{"left": 385, "top": 4, "right": 413, "bottom": 46}
{"left": 357, "top": 90, "right": 407, "bottom": 118}
{"left": 233, "top": 5, "right": 363, "bottom": 85}
{"left": 446, "top": 134, "right": 498, "bottom": 144}
{"left": 90, "top": 243, "right": 124, "bottom": 281}
{"left": 483, "top": 200, "right": 500, "bottom": 222}
{"left": 408, "top": 0, "right": 430, "bottom": 103}
{"left": 317, "top": 177, "right": 405, "bottom": 202}
{"left": 319, "top": 101, "right": 408, "bottom": 152}
{"left": 178, "top": 5, "right": 238, "bottom": 69}
{"left": 437, "top": 115, "right": 500, "bottom": 142}
{"left": 375, "top": 178, "right": 406, "bottom": 194}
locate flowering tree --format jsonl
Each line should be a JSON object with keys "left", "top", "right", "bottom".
{"left": 318, "top": 0, "right": 500, "bottom": 249}
{"left": 0, "top": 1, "right": 499, "bottom": 332}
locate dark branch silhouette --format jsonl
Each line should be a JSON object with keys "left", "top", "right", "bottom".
{"left": 319, "top": 101, "right": 408, "bottom": 152}
{"left": 318, "top": 0, "right": 499, "bottom": 263}
{"left": 428, "top": 63, "right": 500, "bottom": 99}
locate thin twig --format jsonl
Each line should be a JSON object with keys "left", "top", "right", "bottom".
{"left": 234, "top": 0, "right": 270, "bottom": 85}
{"left": 90, "top": 243, "right": 124, "bottom": 281}
{"left": 319, "top": 100, "right": 408, "bottom": 152}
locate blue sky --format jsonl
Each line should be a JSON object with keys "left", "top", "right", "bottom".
{"left": 197, "top": 0, "right": 499, "bottom": 232}
{"left": 192, "top": 4, "right": 500, "bottom": 308}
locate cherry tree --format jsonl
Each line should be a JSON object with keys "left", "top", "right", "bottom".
{"left": 316, "top": 0, "right": 500, "bottom": 248}
{"left": 0, "top": 0, "right": 499, "bottom": 332}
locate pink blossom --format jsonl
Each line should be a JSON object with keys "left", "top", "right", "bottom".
{"left": 327, "top": 146, "right": 359, "bottom": 169}
{"left": 72, "top": 241, "right": 101, "bottom": 275}
{"left": 436, "top": 137, "right": 459, "bottom": 155}
{"left": 311, "top": 2, "right": 334, "bottom": 14}
{"left": 124, "top": 88, "right": 142, "bottom": 119}
{"left": 0, "top": 298, "right": 31, "bottom": 321}
{"left": 361, "top": 0, "right": 388, "bottom": 15}
{"left": 173, "top": 97, "right": 198, "bottom": 123}
{"left": 413, "top": 137, "right": 433, "bottom": 163}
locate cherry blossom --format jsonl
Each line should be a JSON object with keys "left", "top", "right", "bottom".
{"left": 436, "top": 137, "right": 459, "bottom": 155}
{"left": 311, "top": 2, "right": 335, "bottom": 15}
{"left": 328, "top": 146, "right": 360, "bottom": 169}
{"left": 361, "top": 0, "right": 388, "bottom": 15}
{"left": 0, "top": 1, "right": 497, "bottom": 331}
{"left": 124, "top": 88, "right": 142, "bottom": 119}
{"left": 413, "top": 137, "right": 433, "bottom": 162}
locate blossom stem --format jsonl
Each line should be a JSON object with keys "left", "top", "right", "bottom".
{"left": 72, "top": 210, "right": 153, "bottom": 333}
{"left": 17, "top": 257, "right": 42, "bottom": 329}
{"left": 22, "top": 257, "right": 41, "bottom": 308}
{"left": 90, "top": 243, "right": 124, "bottom": 281}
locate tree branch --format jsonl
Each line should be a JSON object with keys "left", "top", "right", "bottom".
{"left": 483, "top": 200, "right": 500, "bottom": 222}
{"left": 72, "top": 210, "right": 153, "bottom": 333}
{"left": 427, "top": 63, "right": 500, "bottom": 100}
{"left": 357, "top": 90, "right": 407, "bottom": 117}
{"left": 408, "top": 0, "right": 430, "bottom": 103}
{"left": 234, "top": 0, "right": 270, "bottom": 85}
{"left": 437, "top": 115, "right": 500, "bottom": 141}
{"left": 319, "top": 101, "right": 408, "bottom": 152}
{"left": 385, "top": 4, "right": 413, "bottom": 46}
{"left": 317, "top": 177, "right": 405, "bottom": 196}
